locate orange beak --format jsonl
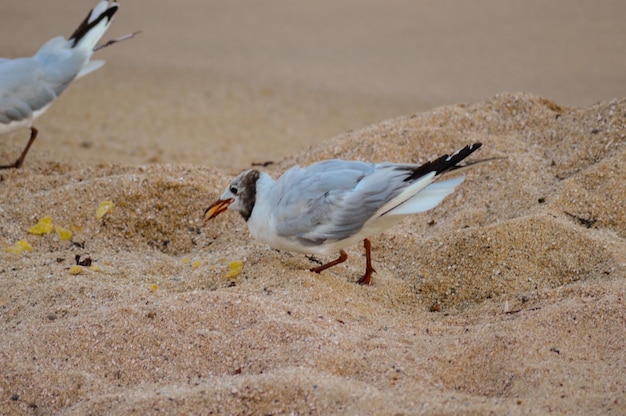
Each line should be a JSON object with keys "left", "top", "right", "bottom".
{"left": 204, "top": 198, "right": 234, "bottom": 222}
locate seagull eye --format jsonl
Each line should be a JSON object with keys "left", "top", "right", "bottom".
{"left": 229, "top": 185, "right": 238, "bottom": 195}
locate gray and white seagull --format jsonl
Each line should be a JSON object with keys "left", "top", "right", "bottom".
{"left": 0, "top": 0, "right": 137, "bottom": 169}
{"left": 205, "top": 143, "right": 485, "bottom": 285}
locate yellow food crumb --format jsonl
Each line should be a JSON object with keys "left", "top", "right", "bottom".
{"left": 69, "top": 265, "right": 83, "bottom": 275}
{"left": 27, "top": 216, "right": 53, "bottom": 235}
{"left": 225, "top": 260, "right": 244, "bottom": 279}
{"left": 96, "top": 200, "right": 115, "bottom": 220}
{"left": 149, "top": 283, "right": 159, "bottom": 292}
{"left": 89, "top": 265, "right": 103, "bottom": 272}
{"left": 181, "top": 257, "right": 190, "bottom": 264}
{"left": 4, "top": 239, "right": 33, "bottom": 256}
{"left": 192, "top": 261, "right": 201, "bottom": 270}
{"left": 55, "top": 225, "right": 73, "bottom": 241}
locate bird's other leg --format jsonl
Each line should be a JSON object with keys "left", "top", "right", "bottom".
{"left": 0, "top": 127, "right": 38, "bottom": 170}
{"left": 356, "top": 238, "right": 376, "bottom": 285}
{"left": 310, "top": 250, "right": 348, "bottom": 274}
{"left": 94, "top": 31, "right": 141, "bottom": 51}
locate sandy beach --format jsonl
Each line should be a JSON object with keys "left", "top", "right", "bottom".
{"left": 1, "top": 1, "right": 625, "bottom": 415}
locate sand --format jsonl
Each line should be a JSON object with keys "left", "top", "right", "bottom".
{"left": 1, "top": 1, "right": 626, "bottom": 415}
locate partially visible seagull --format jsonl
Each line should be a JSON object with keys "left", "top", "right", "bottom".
{"left": 0, "top": 0, "right": 138, "bottom": 169}
{"left": 205, "top": 143, "right": 485, "bottom": 285}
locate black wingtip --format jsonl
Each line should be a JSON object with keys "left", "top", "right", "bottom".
{"left": 405, "top": 142, "right": 483, "bottom": 182}
{"left": 68, "top": 3, "right": 119, "bottom": 47}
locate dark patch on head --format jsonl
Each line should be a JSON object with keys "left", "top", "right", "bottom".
{"left": 238, "top": 170, "right": 260, "bottom": 221}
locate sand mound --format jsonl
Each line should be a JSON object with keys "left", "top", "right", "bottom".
{"left": 1, "top": 93, "right": 624, "bottom": 415}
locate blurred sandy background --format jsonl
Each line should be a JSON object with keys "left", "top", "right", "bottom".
{"left": 1, "top": 1, "right": 625, "bottom": 415}
{"left": 1, "top": 0, "right": 625, "bottom": 168}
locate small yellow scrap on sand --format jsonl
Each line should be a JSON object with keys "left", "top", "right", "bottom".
{"left": 69, "top": 265, "right": 83, "bottom": 275}
{"left": 182, "top": 258, "right": 201, "bottom": 270}
{"left": 96, "top": 201, "right": 115, "bottom": 219}
{"left": 55, "top": 225, "right": 73, "bottom": 241}
{"left": 27, "top": 217, "right": 73, "bottom": 240}
{"left": 226, "top": 261, "right": 244, "bottom": 279}
{"left": 4, "top": 239, "right": 33, "bottom": 256}
{"left": 27, "top": 216, "right": 53, "bottom": 235}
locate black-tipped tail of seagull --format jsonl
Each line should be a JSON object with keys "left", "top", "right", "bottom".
{"left": 68, "top": 1, "right": 119, "bottom": 50}
{"left": 405, "top": 143, "right": 484, "bottom": 182}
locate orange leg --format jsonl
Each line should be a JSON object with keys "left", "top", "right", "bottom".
{"left": 310, "top": 249, "right": 348, "bottom": 274}
{"left": 356, "top": 238, "right": 376, "bottom": 285}
{"left": 0, "top": 126, "right": 38, "bottom": 170}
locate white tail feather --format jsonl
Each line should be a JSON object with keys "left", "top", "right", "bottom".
{"left": 89, "top": 1, "right": 111, "bottom": 22}
{"left": 71, "top": 1, "right": 118, "bottom": 53}
{"left": 76, "top": 60, "right": 105, "bottom": 78}
{"left": 389, "top": 176, "right": 465, "bottom": 215}
{"left": 373, "top": 172, "right": 436, "bottom": 218}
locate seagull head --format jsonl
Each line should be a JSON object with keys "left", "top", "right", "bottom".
{"left": 204, "top": 169, "right": 261, "bottom": 222}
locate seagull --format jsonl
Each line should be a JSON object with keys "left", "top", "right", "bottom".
{"left": 0, "top": 0, "right": 137, "bottom": 169}
{"left": 205, "top": 143, "right": 484, "bottom": 285}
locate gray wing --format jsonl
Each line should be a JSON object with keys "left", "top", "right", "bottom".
{"left": 271, "top": 160, "right": 416, "bottom": 245}
{"left": 0, "top": 37, "right": 86, "bottom": 124}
